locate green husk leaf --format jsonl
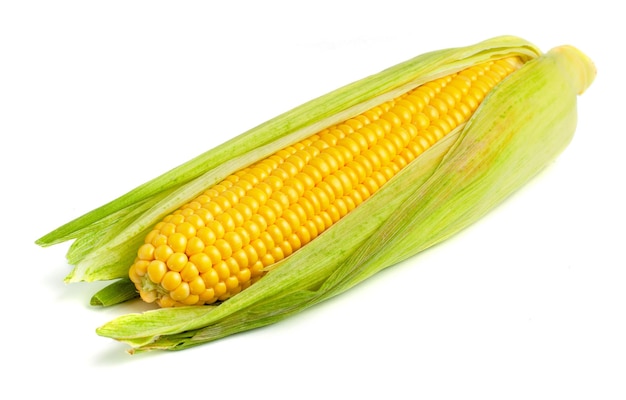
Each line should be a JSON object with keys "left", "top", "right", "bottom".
{"left": 97, "top": 44, "right": 595, "bottom": 352}
{"left": 90, "top": 279, "right": 138, "bottom": 306}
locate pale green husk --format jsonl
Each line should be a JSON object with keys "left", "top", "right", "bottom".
{"left": 36, "top": 36, "right": 595, "bottom": 353}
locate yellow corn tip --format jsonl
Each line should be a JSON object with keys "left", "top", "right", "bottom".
{"left": 128, "top": 57, "right": 523, "bottom": 307}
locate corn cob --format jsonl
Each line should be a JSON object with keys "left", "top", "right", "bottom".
{"left": 36, "top": 36, "right": 595, "bottom": 352}
{"left": 130, "top": 57, "right": 523, "bottom": 307}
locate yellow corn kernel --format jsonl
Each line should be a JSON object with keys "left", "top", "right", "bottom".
{"left": 129, "top": 57, "right": 523, "bottom": 307}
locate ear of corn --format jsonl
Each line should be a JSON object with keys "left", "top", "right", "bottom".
{"left": 36, "top": 36, "right": 595, "bottom": 353}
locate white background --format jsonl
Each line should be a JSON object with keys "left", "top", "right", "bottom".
{"left": 2, "top": 1, "right": 624, "bottom": 398}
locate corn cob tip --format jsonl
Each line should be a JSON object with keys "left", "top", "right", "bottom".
{"left": 549, "top": 45, "right": 596, "bottom": 95}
